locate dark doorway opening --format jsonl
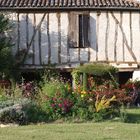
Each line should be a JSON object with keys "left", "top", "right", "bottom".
{"left": 118, "top": 72, "right": 133, "bottom": 86}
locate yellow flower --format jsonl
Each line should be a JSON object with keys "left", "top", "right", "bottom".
{"left": 81, "top": 90, "right": 87, "bottom": 94}
{"left": 81, "top": 94, "right": 85, "bottom": 98}
{"left": 72, "top": 92, "right": 75, "bottom": 94}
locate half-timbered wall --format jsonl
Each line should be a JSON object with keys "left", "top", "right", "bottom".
{"left": 10, "top": 11, "right": 140, "bottom": 70}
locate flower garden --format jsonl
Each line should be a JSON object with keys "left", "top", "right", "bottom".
{"left": 0, "top": 63, "right": 140, "bottom": 125}
{"left": 0, "top": 13, "right": 140, "bottom": 125}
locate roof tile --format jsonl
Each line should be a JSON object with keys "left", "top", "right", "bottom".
{"left": 0, "top": 0, "right": 140, "bottom": 9}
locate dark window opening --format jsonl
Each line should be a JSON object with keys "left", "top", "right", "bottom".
{"left": 79, "top": 14, "right": 89, "bottom": 48}
{"left": 79, "top": 15, "right": 84, "bottom": 48}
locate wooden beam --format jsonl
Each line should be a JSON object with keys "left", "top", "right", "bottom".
{"left": 111, "top": 12, "right": 137, "bottom": 63}
{"left": 57, "top": 13, "right": 61, "bottom": 64}
{"left": 21, "top": 13, "right": 46, "bottom": 64}
{"left": 17, "top": 13, "right": 20, "bottom": 52}
{"left": 105, "top": 12, "right": 109, "bottom": 61}
{"left": 47, "top": 13, "right": 51, "bottom": 64}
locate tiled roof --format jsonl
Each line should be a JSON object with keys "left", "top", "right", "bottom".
{"left": 0, "top": 0, "right": 140, "bottom": 10}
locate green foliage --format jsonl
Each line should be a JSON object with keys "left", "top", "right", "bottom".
{"left": 0, "top": 87, "right": 8, "bottom": 101}
{"left": 0, "top": 68, "right": 134, "bottom": 124}
{"left": 40, "top": 70, "right": 71, "bottom": 98}
{"left": 95, "top": 95, "right": 116, "bottom": 112}
{"left": 0, "top": 98, "right": 47, "bottom": 124}
{"left": 41, "top": 79, "right": 67, "bottom": 98}
{"left": 40, "top": 73, "right": 73, "bottom": 121}
{"left": 83, "top": 73, "right": 88, "bottom": 91}
{"left": 72, "top": 70, "right": 81, "bottom": 87}
{"left": 76, "top": 63, "right": 118, "bottom": 77}
{"left": 119, "top": 105, "right": 128, "bottom": 123}
{"left": 72, "top": 63, "right": 118, "bottom": 86}
{"left": 22, "top": 101, "right": 48, "bottom": 123}
{"left": 0, "top": 13, "right": 15, "bottom": 78}
{"left": 0, "top": 98, "right": 30, "bottom": 125}
{"left": 0, "top": 108, "right": 26, "bottom": 125}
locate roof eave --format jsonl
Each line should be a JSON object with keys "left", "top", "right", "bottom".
{"left": 0, "top": 7, "right": 140, "bottom": 12}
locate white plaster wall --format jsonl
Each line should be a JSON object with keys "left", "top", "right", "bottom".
{"left": 10, "top": 11, "right": 140, "bottom": 69}
{"left": 132, "top": 13, "right": 140, "bottom": 62}
{"left": 69, "top": 48, "right": 79, "bottom": 62}
{"left": 89, "top": 12, "right": 97, "bottom": 61}
{"left": 107, "top": 12, "right": 115, "bottom": 61}
{"left": 122, "top": 12, "right": 133, "bottom": 61}
{"left": 98, "top": 12, "right": 107, "bottom": 61}
{"left": 41, "top": 14, "right": 49, "bottom": 65}
{"left": 115, "top": 13, "right": 124, "bottom": 62}
{"left": 34, "top": 13, "right": 42, "bottom": 65}
{"left": 80, "top": 48, "right": 88, "bottom": 61}
{"left": 19, "top": 14, "right": 27, "bottom": 50}
{"left": 49, "top": 13, "right": 59, "bottom": 64}
{"left": 26, "top": 14, "right": 34, "bottom": 64}
{"left": 60, "top": 13, "right": 68, "bottom": 63}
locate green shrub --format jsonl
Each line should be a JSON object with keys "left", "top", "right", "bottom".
{"left": 40, "top": 84, "right": 74, "bottom": 121}
{"left": 0, "top": 98, "right": 30, "bottom": 125}
{"left": 41, "top": 79, "right": 68, "bottom": 97}
{"left": 76, "top": 63, "right": 118, "bottom": 77}
{"left": 22, "top": 101, "right": 48, "bottom": 123}
{"left": 72, "top": 63, "right": 118, "bottom": 86}
{"left": 0, "top": 87, "right": 8, "bottom": 101}
{"left": 0, "top": 98, "right": 48, "bottom": 124}
{"left": 39, "top": 72, "right": 74, "bottom": 121}
{"left": 0, "top": 13, "right": 16, "bottom": 79}
{"left": 0, "top": 108, "right": 26, "bottom": 125}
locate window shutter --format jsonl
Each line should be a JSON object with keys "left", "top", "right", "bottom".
{"left": 68, "top": 12, "right": 78, "bottom": 48}
{"left": 68, "top": 12, "right": 90, "bottom": 48}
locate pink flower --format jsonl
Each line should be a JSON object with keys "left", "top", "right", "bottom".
{"left": 58, "top": 103, "right": 63, "bottom": 108}
{"left": 53, "top": 98, "right": 57, "bottom": 101}
{"left": 51, "top": 104, "right": 55, "bottom": 108}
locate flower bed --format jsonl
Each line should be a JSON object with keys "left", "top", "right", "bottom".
{"left": 0, "top": 65, "right": 139, "bottom": 124}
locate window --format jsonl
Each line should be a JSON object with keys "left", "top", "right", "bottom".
{"left": 79, "top": 14, "right": 89, "bottom": 48}
{"left": 68, "top": 12, "right": 90, "bottom": 48}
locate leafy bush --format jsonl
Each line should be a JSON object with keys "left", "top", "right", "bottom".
{"left": 0, "top": 98, "right": 30, "bottom": 125}
{"left": 95, "top": 95, "right": 116, "bottom": 112}
{"left": 0, "top": 87, "right": 8, "bottom": 101}
{"left": 41, "top": 79, "right": 68, "bottom": 98}
{"left": 19, "top": 81, "right": 39, "bottom": 99}
{"left": 72, "top": 63, "right": 118, "bottom": 87}
{"left": 1, "top": 68, "right": 137, "bottom": 124}
{"left": 0, "top": 13, "right": 15, "bottom": 78}
{"left": 38, "top": 68, "right": 121, "bottom": 122}
{"left": 40, "top": 75, "right": 73, "bottom": 120}
{"left": 22, "top": 101, "right": 47, "bottom": 123}
{"left": 72, "top": 85, "right": 120, "bottom": 121}
{"left": 41, "top": 94, "right": 74, "bottom": 121}
{"left": 76, "top": 63, "right": 118, "bottom": 77}
{"left": 0, "top": 98, "right": 48, "bottom": 124}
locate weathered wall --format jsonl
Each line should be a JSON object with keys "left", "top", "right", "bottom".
{"left": 10, "top": 11, "right": 140, "bottom": 71}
